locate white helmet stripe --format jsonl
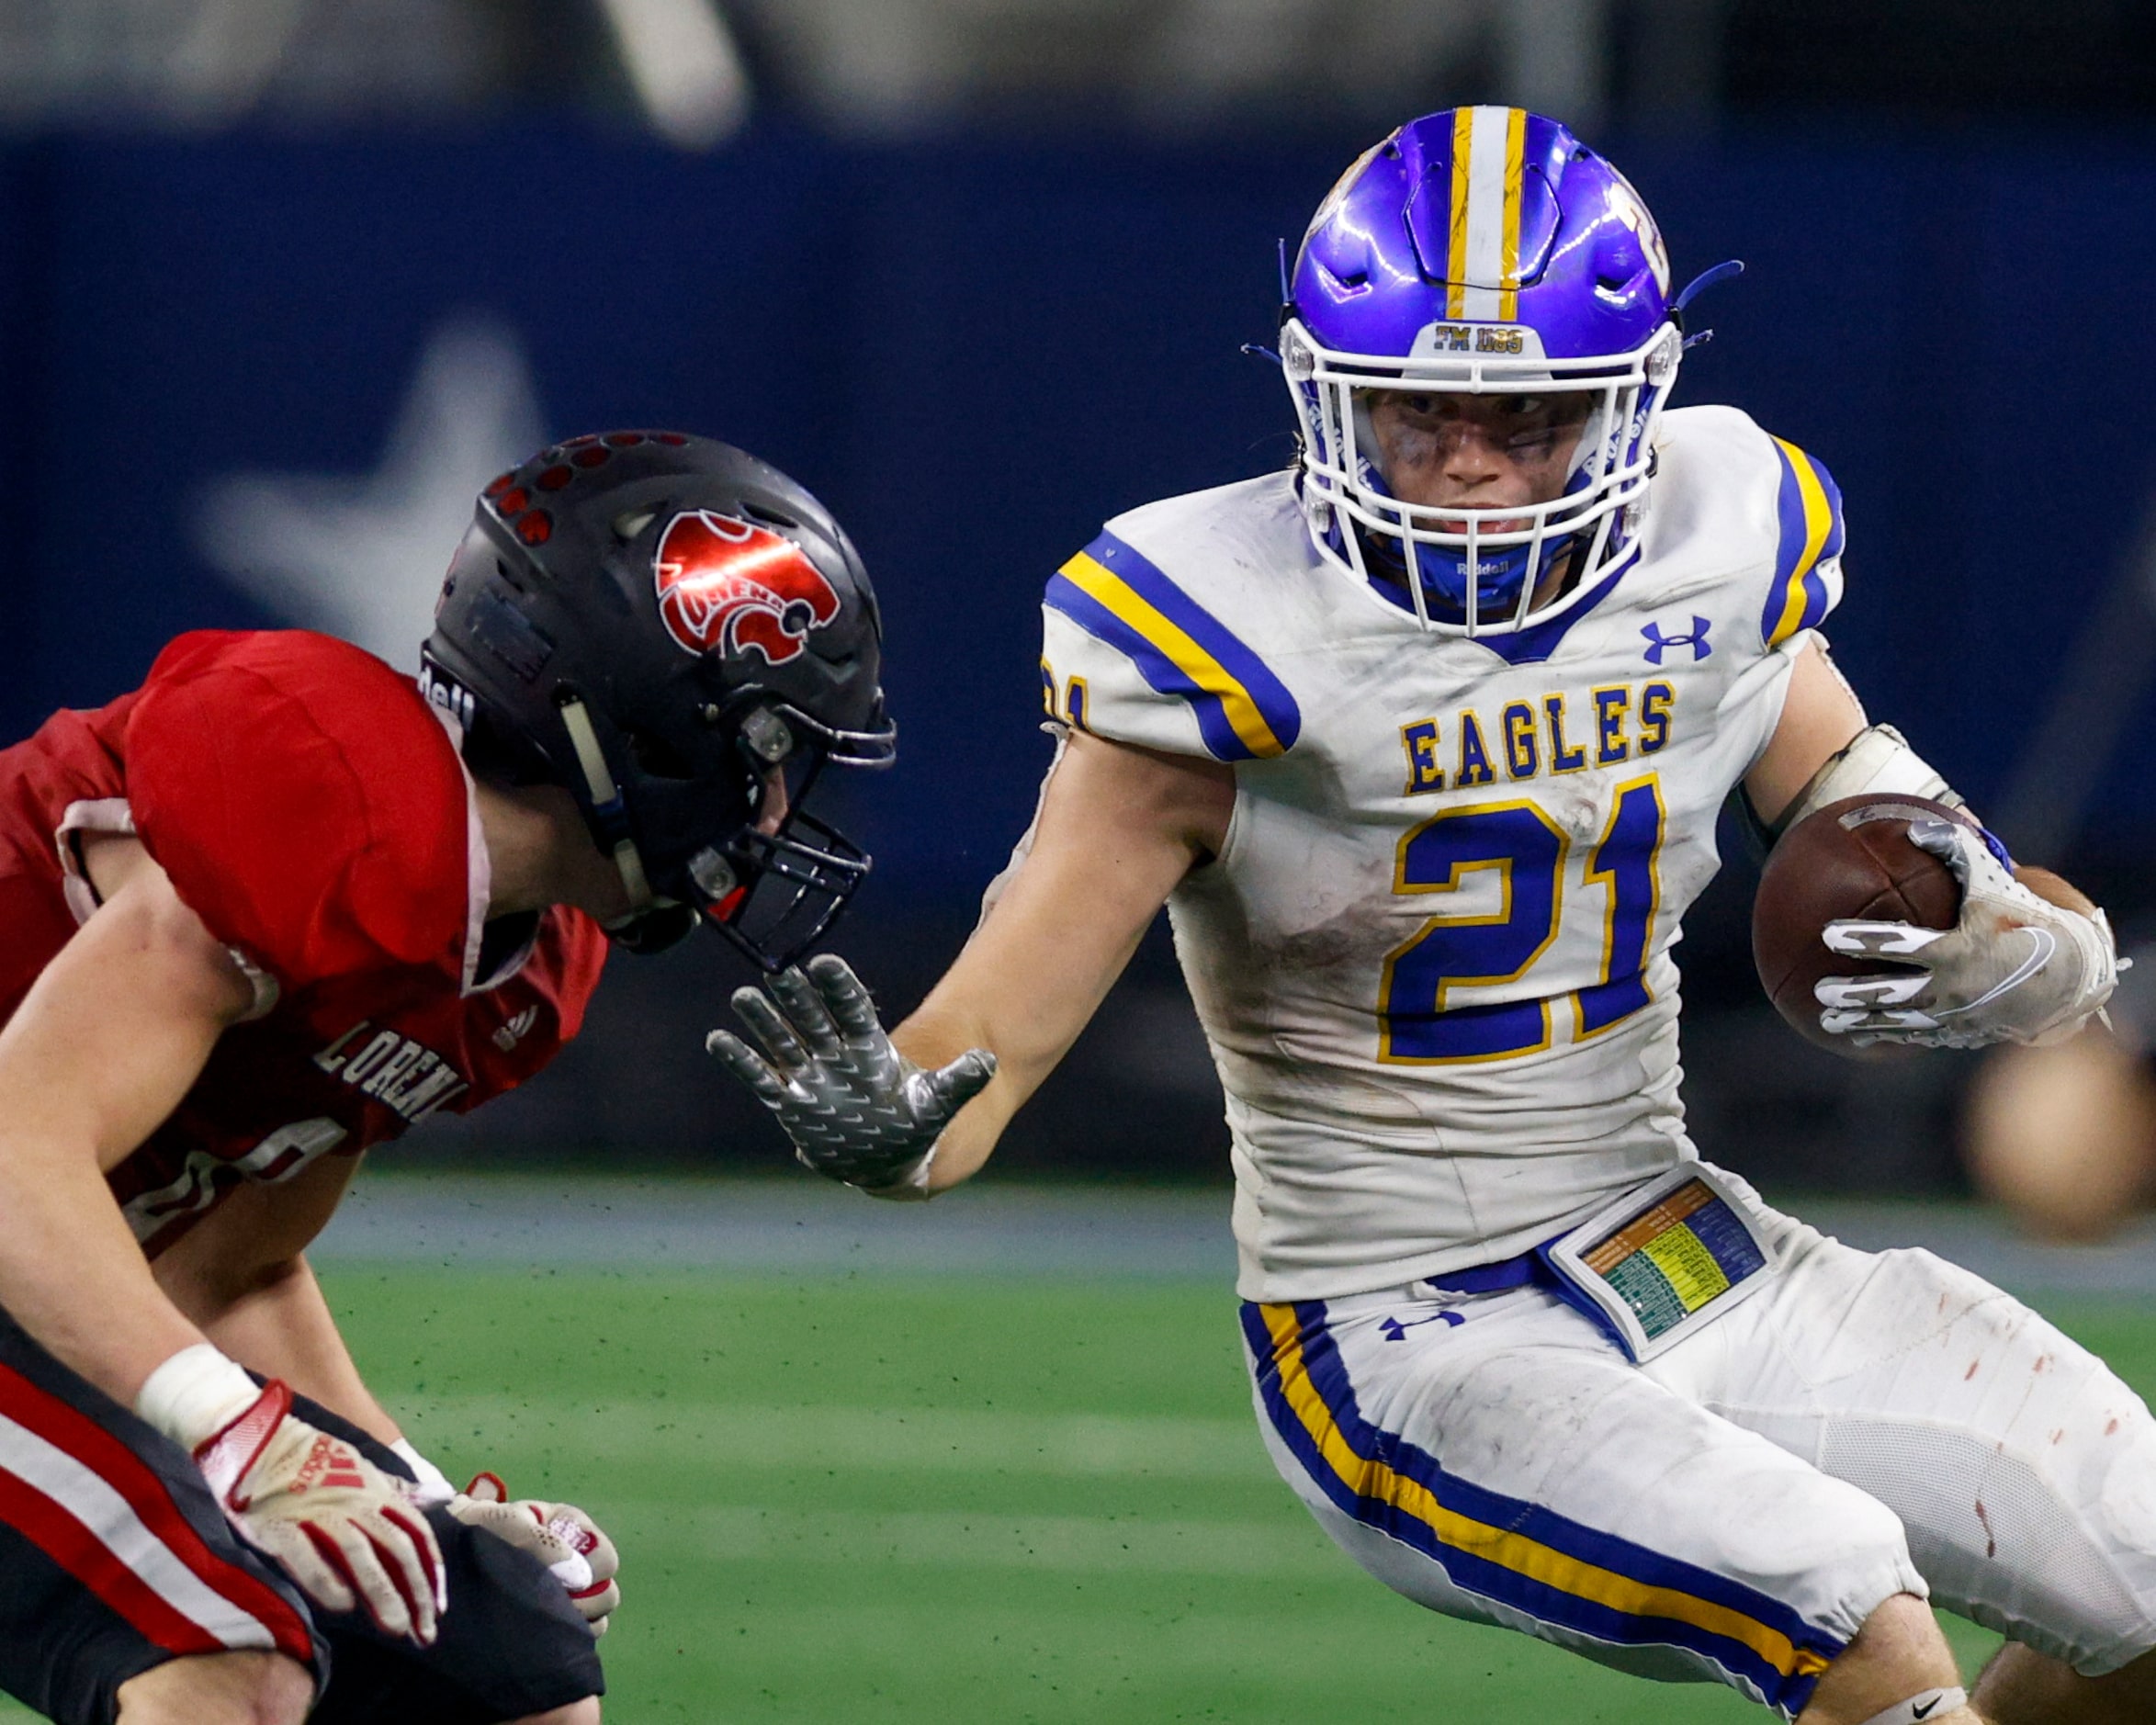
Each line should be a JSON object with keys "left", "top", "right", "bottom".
{"left": 1451, "top": 106, "right": 1527, "bottom": 322}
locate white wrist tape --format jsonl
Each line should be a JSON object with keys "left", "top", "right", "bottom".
{"left": 389, "top": 1438, "right": 457, "bottom": 1507}
{"left": 134, "top": 1344, "right": 262, "bottom": 1450}
{"left": 1857, "top": 1686, "right": 1967, "bottom": 1725}
{"left": 1779, "top": 724, "right": 1960, "bottom": 835}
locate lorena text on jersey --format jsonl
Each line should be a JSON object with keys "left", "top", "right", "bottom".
{"left": 311, "top": 1021, "right": 471, "bottom": 1122}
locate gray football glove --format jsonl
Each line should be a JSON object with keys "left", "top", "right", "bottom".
{"left": 706, "top": 953, "right": 997, "bottom": 1197}
{"left": 1814, "top": 817, "right": 2119, "bottom": 1049}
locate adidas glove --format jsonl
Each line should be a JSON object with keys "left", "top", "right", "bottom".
{"left": 446, "top": 1471, "right": 620, "bottom": 1635}
{"left": 187, "top": 1377, "right": 445, "bottom": 1644}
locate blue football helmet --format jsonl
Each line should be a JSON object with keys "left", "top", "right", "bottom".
{"left": 1282, "top": 107, "right": 1684, "bottom": 634}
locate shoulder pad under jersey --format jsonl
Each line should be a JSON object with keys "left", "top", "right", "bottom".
{"left": 1748, "top": 423, "right": 1847, "bottom": 650}
{"left": 128, "top": 629, "right": 475, "bottom": 986}
{"left": 1040, "top": 506, "right": 1303, "bottom": 764}
{"left": 1643, "top": 408, "right": 1848, "bottom": 657}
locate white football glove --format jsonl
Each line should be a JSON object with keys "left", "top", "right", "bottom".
{"left": 194, "top": 1381, "right": 446, "bottom": 1645}
{"left": 706, "top": 953, "right": 996, "bottom": 1198}
{"left": 1814, "top": 816, "right": 2119, "bottom": 1049}
{"left": 446, "top": 1471, "right": 620, "bottom": 1636}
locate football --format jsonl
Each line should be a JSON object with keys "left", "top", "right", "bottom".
{"left": 1752, "top": 793, "right": 1970, "bottom": 1054}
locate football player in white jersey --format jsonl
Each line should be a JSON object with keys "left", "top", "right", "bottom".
{"left": 711, "top": 110, "right": 2151, "bottom": 1724}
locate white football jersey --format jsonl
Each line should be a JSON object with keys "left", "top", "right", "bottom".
{"left": 1038, "top": 405, "right": 1848, "bottom": 1302}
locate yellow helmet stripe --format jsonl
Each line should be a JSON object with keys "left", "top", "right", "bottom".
{"left": 1498, "top": 106, "right": 1528, "bottom": 321}
{"left": 1446, "top": 108, "right": 1474, "bottom": 319}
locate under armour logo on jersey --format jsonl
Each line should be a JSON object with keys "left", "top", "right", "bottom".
{"left": 493, "top": 1007, "right": 539, "bottom": 1053}
{"left": 1642, "top": 616, "right": 1712, "bottom": 664}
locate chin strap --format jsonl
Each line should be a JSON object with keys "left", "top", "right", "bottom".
{"left": 603, "top": 902, "right": 699, "bottom": 954}
{"left": 556, "top": 694, "right": 654, "bottom": 909}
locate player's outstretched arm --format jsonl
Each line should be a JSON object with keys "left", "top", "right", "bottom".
{"left": 712, "top": 732, "right": 1233, "bottom": 1195}
{"left": 895, "top": 733, "right": 1234, "bottom": 1189}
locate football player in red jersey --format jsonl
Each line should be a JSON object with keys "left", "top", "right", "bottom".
{"left": 0, "top": 431, "right": 896, "bottom": 1725}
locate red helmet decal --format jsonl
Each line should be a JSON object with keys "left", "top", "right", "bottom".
{"left": 652, "top": 511, "right": 841, "bottom": 664}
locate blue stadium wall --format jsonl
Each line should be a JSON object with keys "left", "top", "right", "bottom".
{"left": 1, "top": 125, "right": 2147, "bottom": 1184}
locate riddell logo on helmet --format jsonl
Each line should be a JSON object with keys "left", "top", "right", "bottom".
{"left": 653, "top": 511, "right": 841, "bottom": 664}
{"left": 416, "top": 662, "right": 476, "bottom": 730}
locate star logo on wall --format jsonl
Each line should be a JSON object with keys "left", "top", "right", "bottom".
{"left": 195, "top": 315, "right": 547, "bottom": 671}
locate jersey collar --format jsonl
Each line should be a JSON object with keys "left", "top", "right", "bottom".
{"left": 1360, "top": 558, "right": 1631, "bottom": 667}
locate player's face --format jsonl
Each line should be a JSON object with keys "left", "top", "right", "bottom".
{"left": 1364, "top": 389, "right": 1593, "bottom": 527}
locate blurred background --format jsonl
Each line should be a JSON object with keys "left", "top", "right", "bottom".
{"left": 6, "top": 0, "right": 2156, "bottom": 1196}
{"left": 9, "top": 7, "right": 2156, "bottom": 1724}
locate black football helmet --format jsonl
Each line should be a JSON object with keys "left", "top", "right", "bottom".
{"left": 421, "top": 431, "right": 896, "bottom": 967}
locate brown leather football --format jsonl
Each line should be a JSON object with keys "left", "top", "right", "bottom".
{"left": 1752, "top": 793, "right": 1970, "bottom": 1054}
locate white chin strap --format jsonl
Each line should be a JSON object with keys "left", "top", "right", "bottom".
{"left": 610, "top": 840, "right": 654, "bottom": 910}
{"left": 1857, "top": 1686, "right": 1966, "bottom": 1725}
{"left": 557, "top": 695, "right": 655, "bottom": 910}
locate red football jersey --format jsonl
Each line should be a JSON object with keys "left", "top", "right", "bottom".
{"left": 0, "top": 630, "right": 609, "bottom": 1257}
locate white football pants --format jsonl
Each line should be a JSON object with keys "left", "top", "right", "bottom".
{"left": 1242, "top": 1172, "right": 2156, "bottom": 1718}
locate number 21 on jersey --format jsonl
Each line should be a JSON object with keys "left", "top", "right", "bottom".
{"left": 1377, "top": 774, "right": 1666, "bottom": 1064}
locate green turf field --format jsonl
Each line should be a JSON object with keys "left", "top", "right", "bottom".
{"left": 11, "top": 1265, "right": 2151, "bottom": 1722}
{"left": 302, "top": 1273, "right": 2156, "bottom": 1719}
